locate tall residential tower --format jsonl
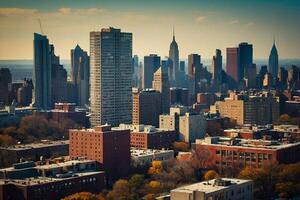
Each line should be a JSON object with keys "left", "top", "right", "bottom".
{"left": 90, "top": 27, "right": 132, "bottom": 127}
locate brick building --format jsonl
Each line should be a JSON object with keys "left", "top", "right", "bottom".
{"left": 194, "top": 137, "right": 300, "bottom": 168}
{"left": 69, "top": 125, "right": 131, "bottom": 182}
{"left": 118, "top": 124, "right": 176, "bottom": 149}
{"left": 0, "top": 160, "right": 104, "bottom": 200}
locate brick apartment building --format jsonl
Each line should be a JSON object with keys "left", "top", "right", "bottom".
{"left": 119, "top": 124, "right": 176, "bottom": 149}
{"left": 194, "top": 137, "right": 300, "bottom": 168}
{"left": 69, "top": 125, "right": 131, "bottom": 182}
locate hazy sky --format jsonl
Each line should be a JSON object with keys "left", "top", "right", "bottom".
{"left": 0, "top": 0, "right": 299, "bottom": 60}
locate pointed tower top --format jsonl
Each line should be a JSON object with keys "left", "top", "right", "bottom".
{"left": 172, "top": 25, "right": 175, "bottom": 41}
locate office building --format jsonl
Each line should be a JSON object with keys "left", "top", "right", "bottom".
{"left": 0, "top": 68, "right": 12, "bottom": 107}
{"left": 132, "top": 55, "right": 139, "bottom": 87}
{"left": 226, "top": 47, "right": 239, "bottom": 86}
{"left": 119, "top": 124, "right": 176, "bottom": 149}
{"left": 188, "top": 54, "right": 202, "bottom": 100}
{"left": 69, "top": 125, "right": 131, "bottom": 181}
{"left": 33, "top": 33, "right": 52, "bottom": 109}
{"left": 171, "top": 178, "right": 253, "bottom": 200}
{"left": 70, "top": 45, "right": 90, "bottom": 106}
{"left": 50, "top": 45, "right": 68, "bottom": 104}
{"left": 143, "top": 54, "right": 161, "bottom": 89}
{"left": 211, "top": 49, "right": 222, "bottom": 84}
{"left": 153, "top": 66, "right": 170, "bottom": 114}
{"left": 214, "top": 92, "right": 279, "bottom": 125}
{"left": 238, "top": 42, "right": 253, "bottom": 81}
{"left": 160, "top": 105, "right": 189, "bottom": 133}
{"left": 194, "top": 137, "right": 300, "bottom": 167}
{"left": 90, "top": 27, "right": 132, "bottom": 127}
{"left": 170, "top": 87, "right": 189, "bottom": 106}
{"left": 268, "top": 40, "right": 279, "bottom": 80}
{"left": 17, "top": 79, "right": 33, "bottom": 107}
{"left": 132, "top": 88, "right": 162, "bottom": 127}
{"left": 179, "top": 112, "right": 206, "bottom": 143}
{"left": 169, "top": 31, "right": 179, "bottom": 86}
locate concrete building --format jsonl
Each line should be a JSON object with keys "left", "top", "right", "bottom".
{"left": 214, "top": 92, "right": 279, "bottom": 125}
{"left": 0, "top": 159, "right": 104, "bottom": 200}
{"left": 226, "top": 47, "right": 239, "bottom": 83}
{"left": 194, "top": 137, "right": 300, "bottom": 167}
{"left": 0, "top": 140, "right": 69, "bottom": 168}
{"left": 33, "top": 33, "right": 52, "bottom": 109}
{"left": 118, "top": 124, "right": 176, "bottom": 149}
{"left": 70, "top": 45, "right": 90, "bottom": 107}
{"left": 69, "top": 125, "right": 131, "bottom": 181}
{"left": 159, "top": 105, "right": 189, "bottom": 133}
{"left": 153, "top": 66, "right": 170, "bottom": 114}
{"left": 171, "top": 178, "right": 253, "bottom": 200}
{"left": 179, "top": 112, "right": 207, "bottom": 143}
{"left": 132, "top": 88, "right": 162, "bottom": 127}
{"left": 90, "top": 27, "right": 132, "bottom": 127}
{"left": 131, "top": 148, "right": 174, "bottom": 167}
{"left": 143, "top": 54, "right": 161, "bottom": 89}
{"left": 188, "top": 54, "right": 202, "bottom": 99}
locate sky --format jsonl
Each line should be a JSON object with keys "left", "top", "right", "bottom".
{"left": 0, "top": 0, "right": 299, "bottom": 60}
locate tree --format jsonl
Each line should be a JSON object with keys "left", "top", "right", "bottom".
{"left": 106, "top": 179, "right": 131, "bottom": 200}
{"left": 173, "top": 141, "right": 190, "bottom": 152}
{"left": 204, "top": 170, "right": 219, "bottom": 180}
{"left": 144, "top": 181, "right": 163, "bottom": 195}
{"left": 148, "top": 161, "right": 163, "bottom": 175}
{"left": 62, "top": 192, "right": 104, "bottom": 200}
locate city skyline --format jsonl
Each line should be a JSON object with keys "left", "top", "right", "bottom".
{"left": 0, "top": 0, "right": 300, "bottom": 60}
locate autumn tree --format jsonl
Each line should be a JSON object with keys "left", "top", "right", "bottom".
{"left": 204, "top": 170, "right": 219, "bottom": 180}
{"left": 106, "top": 179, "right": 131, "bottom": 200}
{"left": 62, "top": 192, "right": 104, "bottom": 200}
{"left": 148, "top": 161, "right": 163, "bottom": 175}
{"left": 173, "top": 141, "right": 190, "bottom": 152}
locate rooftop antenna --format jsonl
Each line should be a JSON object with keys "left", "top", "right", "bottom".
{"left": 172, "top": 25, "right": 175, "bottom": 40}
{"left": 38, "top": 19, "right": 44, "bottom": 35}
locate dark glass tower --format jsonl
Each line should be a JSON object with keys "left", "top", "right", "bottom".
{"left": 268, "top": 40, "right": 279, "bottom": 79}
{"left": 238, "top": 42, "right": 253, "bottom": 81}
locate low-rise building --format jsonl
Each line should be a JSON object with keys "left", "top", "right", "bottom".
{"left": 0, "top": 159, "right": 105, "bottom": 200}
{"left": 0, "top": 140, "right": 69, "bottom": 168}
{"left": 194, "top": 137, "right": 300, "bottom": 167}
{"left": 170, "top": 178, "right": 253, "bottom": 200}
{"left": 131, "top": 148, "right": 174, "bottom": 167}
{"left": 179, "top": 112, "right": 206, "bottom": 143}
{"left": 118, "top": 124, "right": 176, "bottom": 149}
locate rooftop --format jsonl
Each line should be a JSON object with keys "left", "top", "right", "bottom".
{"left": 195, "top": 137, "right": 300, "bottom": 150}
{"left": 0, "top": 140, "right": 69, "bottom": 151}
{"left": 172, "top": 178, "right": 252, "bottom": 194}
{"left": 131, "top": 148, "right": 174, "bottom": 157}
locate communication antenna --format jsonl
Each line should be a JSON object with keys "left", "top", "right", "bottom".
{"left": 38, "top": 19, "right": 44, "bottom": 35}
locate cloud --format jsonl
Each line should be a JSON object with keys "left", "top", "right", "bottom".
{"left": 57, "top": 7, "right": 104, "bottom": 15}
{"left": 229, "top": 20, "right": 240, "bottom": 25}
{"left": 0, "top": 8, "right": 38, "bottom": 16}
{"left": 195, "top": 16, "right": 206, "bottom": 23}
{"left": 245, "top": 22, "right": 255, "bottom": 27}
{"left": 58, "top": 8, "right": 71, "bottom": 15}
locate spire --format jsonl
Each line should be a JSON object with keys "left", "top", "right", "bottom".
{"left": 172, "top": 25, "right": 175, "bottom": 41}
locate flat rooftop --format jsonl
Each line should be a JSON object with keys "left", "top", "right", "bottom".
{"left": 172, "top": 178, "right": 251, "bottom": 194}
{"left": 131, "top": 148, "right": 174, "bottom": 157}
{"left": 0, "top": 171, "right": 104, "bottom": 186}
{"left": 0, "top": 140, "right": 69, "bottom": 151}
{"left": 196, "top": 137, "right": 300, "bottom": 150}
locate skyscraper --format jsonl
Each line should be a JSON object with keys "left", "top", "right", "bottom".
{"left": 152, "top": 66, "right": 170, "bottom": 114}
{"left": 132, "top": 55, "right": 139, "bottom": 87}
{"left": 33, "top": 33, "right": 52, "bottom": 109}
{"left": 143, "top": 54, "right": 161, "bottom": 89}
{"left": 211, "top": 49, "right": 222, "bottom": 84}
{"left": 90, "top": 27, "right": 132, "bottom": 127}
{"left": 169, "top": 30, "right": 179, "bottom": 86}
{"left": 238, "top": 42, "right": 253, "bottom": 81}
{"left": 188, "top": 54, "right": 201, "bottom": 99}
{"left": 71, "top": 45, "right": 90, "bottom": 106}
{"left": 268, "top": 40, "right": 279, "bottom": 79}
{"left": 226, "top": 47, "right": 239, "bottom": 83}
{"left": 51, "top": 45, "right": 68, "bottom": 104}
